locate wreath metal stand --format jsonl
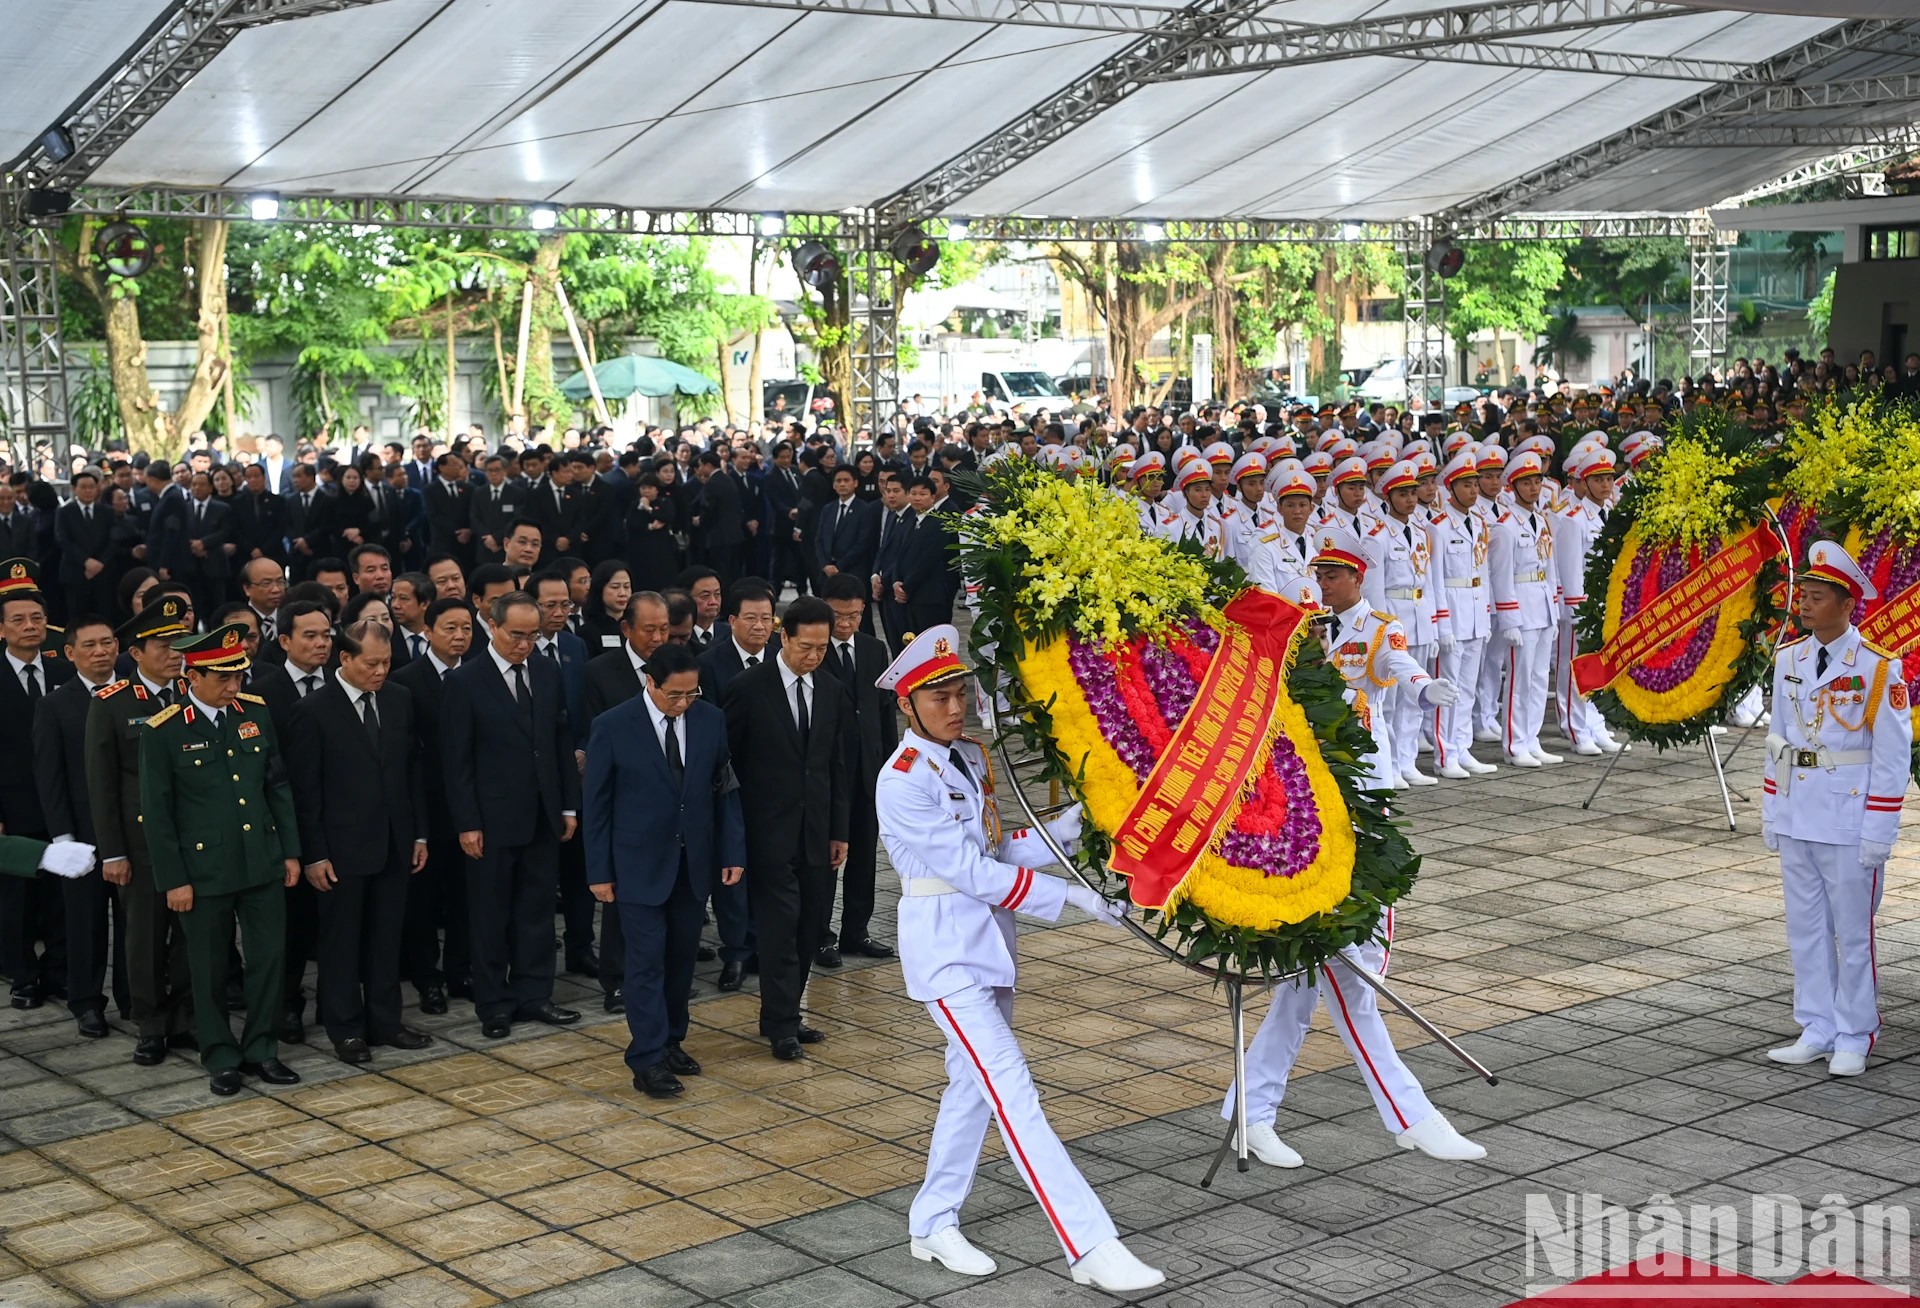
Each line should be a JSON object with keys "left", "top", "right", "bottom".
{"left": 1579, "top": 508, "right": 1796, "bottom": 834}
{"left": 988, "top": 680, "right": 1499, "bottom": 1189}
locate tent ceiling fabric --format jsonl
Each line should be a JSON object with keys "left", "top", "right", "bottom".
{"left": 23, "top": 0, "right": 1915, "bottom": 221}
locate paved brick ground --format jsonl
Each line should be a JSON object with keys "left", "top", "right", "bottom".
{"left": 2, "top": 731, "right": 1916, "bottom": 1306}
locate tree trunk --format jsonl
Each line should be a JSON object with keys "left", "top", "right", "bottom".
{"left": 717, "top": 337, "right": 738, "bottom": 425}
{"left": 168, "top": 220, "right": 232, "bottom": 455}
{"left": 1208, "top": 244, "right": 1243, "bottom": 402}
{"left": 1308, "top": 247, "right": 1336, "bottom": 385}
{"left": 102, "top": 296, "right": 163, "bottom": 456}
{"left": 746, "top": 238, "right": 765, "bottom": 426}
{"left": 817, "top": 272, "right": 852, "bottom": 428}
{"left": 523, "top": 233, "right": 566, "bottom": 430}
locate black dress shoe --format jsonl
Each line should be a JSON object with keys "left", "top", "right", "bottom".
{"left": 717, "top": 963, "right": 742, "bottom": 992}
{"left": 564, "top": 950, "right": 599, "bottom": 977}
{"left": 376, "top": 1027, "right": 433, "bottom": 1051}
{"left": 664, "top": 1042, "right": 701, "bottom": 1076}
{"left": 132, "top": 1036, "right": 167, "bottom": 1066}
{"left": 696, "top": 944, "right": 716, "bottom": 962}
{"left": 795, "top": 1024, "right": 826, "bottom": 1045}
{"left": 44, "top": 981, "right": 67, "bottom": 1003}
{"left": 633, "top": 1063, "right": 684, "bottom": 1098}
{"left": 278, "top": 1011, "right": 305, "bottom": 1044}
{"left": 814, "top": 945, "right": 843, "bottom": 969}
{"left": 770, "top": 1036, "right": 806, "bottom": 1061}
{"left": 447, "top": 979, "right": 474, "bottom": 999}
{"left": 481, "top": 1017, "right": 511, "bottom": 1039}
{"left": 76, "top": 1009, "right": 109, "bottom": 1039}
{"left": 417, "top": 985, "right": 448, "bottom": 1016}
{"left": 603, "top": 992, "right": 625, "bottom": 1014}
{"left": 333, "top": 1037, "right": 372, "bottom": 1065}
{"left": 209, "top": 1069, "right": 244, "bottom": 1097}
{"left": 240, "top": 1058, "right": 301, "bottom": 1085}
{"left": 166, "top": 1032, "right": 200, "bottom": 1052}
{"left": 10, "top": 984, "right": 42, "bottom": 1011}
{"left": 845, "top": 937, "right": 896, "bottom": 959}
{"left": 513, "top": 1001, "right": 579, "bottom": 1026}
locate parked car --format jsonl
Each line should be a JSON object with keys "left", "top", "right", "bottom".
{"left": 763, "top": 379, "right": 836, "bottom": 422}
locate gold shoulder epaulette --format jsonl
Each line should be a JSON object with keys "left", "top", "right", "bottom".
{"left": 1371, "top": 610, "right": 1395, "bottom": 623}
{"left": 95, "top": 679, "right": 129, "bottom": 699}
{"left": 144, "top": 703, "right": 181, "bottom": 729}
{"left": 1861, "top": 638, "right": 1897, "bottom": 661}
{"left": 236, "top": 692, "right": 265, "bottom": 705}
{"left": 1777, "top": 633, "right": 1809, "bottom": 650}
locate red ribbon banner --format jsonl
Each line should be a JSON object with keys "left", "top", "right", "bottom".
{"left": 1571, "top": 521, "right": 1781, "bottom": 698}
{"left": 1110, "top": 588, "right": 1310, "bottom": 910}
{"left": 1859, "top": 575, "right": 1920, "bottom": 657}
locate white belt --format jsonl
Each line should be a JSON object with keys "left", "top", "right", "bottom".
{"left": 901, "top": 877, "right": 958, "bottom": 897}
{"left": 1384, "top": 586, "right": 1423, "bottom": 600}
{"left": 1768, "top": 735, "right": 1871, "bottom": 797}
{"left": 1445, "top": 575, "right": 1482, "bottom": 589}
{"left": 1514, "top": 570, "right": 1547, "bottom": 584}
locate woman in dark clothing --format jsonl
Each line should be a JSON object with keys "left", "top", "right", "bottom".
{"left": 623, "top": 474, "right": 682, "bottom": 592}
{"left": 578, "top": 560, "right": 633, "bottom": 654}
{"left": 329, "top": 464, "right": 375, "bottom": 559}
{"left": 852, "top": 450, "right": 882, "bottom": 501}
{"left": 650, "top": 458, "right": 691, "bottom": 569}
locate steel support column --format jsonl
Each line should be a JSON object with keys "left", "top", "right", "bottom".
{"left": 849, "top": 223, "right": 900, "bottom": 434}
{"left": 1687, "top": 222, "right": 1730, "bottom": 375}
{"left": 0, "top": 220, "right": 72, "bottom": 476}
{"left": 1401, "top": 222, "right": 1447, "bottom": 409}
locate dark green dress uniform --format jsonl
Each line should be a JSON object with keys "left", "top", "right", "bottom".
{"left": 0, "top": 835, "right": 55, "bottom": 880}
{"left": 139, "top": 628, "right": 301, "bottom": 1073}
{"left": 85, "top": 597, "right": 196, "bottom": 1044}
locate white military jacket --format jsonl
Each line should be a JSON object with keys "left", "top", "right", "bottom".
{"left": 1363, "top": 512, "right": 1443, "bottom": 647}
{"left": 876, "top": 729, "right": 1070, "bottom": 1002}
{"left": 1432, "top": 505, "right": 1492, "bottom": 642}
{"left": 1763, "top": 628, "right": 1912, "bottom": 849}
{"left": 1322, "top": 601, "right": 1433, "bottom": 788}
{"left": 1554, "top": 498, "right": 1607, "bottom": 622}
{"left": 1489, "top": 503, "right": 1559, "bottom": 633}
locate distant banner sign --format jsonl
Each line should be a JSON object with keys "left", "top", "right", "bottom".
{"left": 1859, "top": 575, "right": 1920, "bottom": 657}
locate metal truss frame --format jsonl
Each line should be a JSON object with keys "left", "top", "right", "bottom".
{"left": 1149, "top": 42, "right": 1756, "bottom": 85}
{"left": 1401, "top": 222, "right": 1448, "bottom": 408}
{"left": 0, "top": 224, "right": 73, "bottom": 472}
{"left": 848, "top": 223, "right": 902, "bottom": 434}
{"left": 1715, "top": 143, "right": 1917, "bottom": 207}
{"left": 1436, "top": 17, "right": 1918, "bottom": 230}
{"left": 686, "top": 0, "right": 1190, "bottom": 34}
{"left": 1687, "top": 225, "right": 1731, "bottom": 373}
{"left": 1656, "top": 124, "right": 1920, "bottom": 151}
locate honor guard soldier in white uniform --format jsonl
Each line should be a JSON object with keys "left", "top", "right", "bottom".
{"left": 1244, "top": 465, "right": 1322, "bottom": 608}
{"left": 1553, "top": 448, "right": 1624, "bottom": 756}
{"left": 1763, "top": 542, "right": 1911, "bottom": 1077}
{"left": 1432, "top": 450, "right": 1498, "bottom": 778}
{"left": 1228, "top": 452, "right": 1274, "bottom": 540}
{"left": 1317, "top": 456, "right": 1374, "bottom": 538}
{"left": 1471, "top": 445, "right": 1510, "bottom": 741}
{"left": 875, "top": 626, "right": 1165, "bottom": 1293}
{"left": 1364, "top": 461, "right": 1445, "bottom": 787}
{"left": 1220, "top": 536, "right": 1482, "bottom": 1168}
{"left": 1163, "top": 459, "right": 1233, "bottom": 560}
{"left": 1310, "top": 529, "right": 1458, "bottom": 790}
{"left": 1490, "top": 452, "right": 1562, "bottom": 767}
{"left": 1130, "top": 453, "right": 1180, "bottom": 538}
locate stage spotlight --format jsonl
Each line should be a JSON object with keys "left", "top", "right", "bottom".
{"left": 248, "top": 193, "right": 281, "bottom": 221}
{"left": 946, "top": 219, "right": 970, "bottom": 242}
{"left": 94, "top": 221, "right": 154, "bottom": 278}
{"left": 23, "top": 189, "right": 73, "bottom": 220}
{"left": 758, "top": 213, "right": 785, "bottom": 238}
{"left": 1425, "top": 239, "right": 1465, "bottom": 280}
{"left": 529, "top": 205, "right": 559, "bottom": 231}
{"left": 790, "top": 240, "right": 840, "bottom": 291}
{"left": 38, "top": 125, "right": 75, "bottom": 164}
{"left": 1140, "top": 221, "right": 1166, "bottom": 242}
{"left": 889, "top": 226, "right": 940, "bottom": 279}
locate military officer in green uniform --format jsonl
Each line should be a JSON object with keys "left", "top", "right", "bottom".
{"left": 139, "top": 622, "right": 304, "bottom": 1096}
{"left": 86, "top": 594, "right": 198, "bottom": 1067}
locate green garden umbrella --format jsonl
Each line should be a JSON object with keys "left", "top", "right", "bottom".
{"left": 559, "top": 354, "right": 719, "bottom": 402}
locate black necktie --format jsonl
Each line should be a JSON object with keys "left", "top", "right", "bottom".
{"left": 409, "top": 633, "right": 424, "bottom": 659}
{"left": 948, "top": 745, "right": 974, "bottom": 788}
{"left": 745, "top": 653, "right": 759, "bottom": 668}
{"left": 1328, "top": 617, "right": 1342, "bottom": 645}
{"left": 492, "top": 487, "right": 501, "bottom": 507}
{"left": 1599, "top": 507, "right": 1610, "bottom": 524}
{"left": 664, "top": 715, "right": 684, "bottom": 786}
{"left": 839, "top": 641, "right": 856, "bottom": 689}
{"left": 299, "top": 673, "right": 319, "bottom": 697}
{"left": 1296, "top": 534, "right": 1309, "bottom": 559}
{"left": 1817, "top": 647, "right": 1829, "bottom": 679}
{"left": 541, "top": 640, "right": 557, "bottom": 663}
{"left": 794, "top": 677, "right": 810, "bottom": 738}
{"left": 22, "top": 662, "right": 40, "bottom": 705}
{"left": 154, "top": 685, "right": 172, "bottom": 708}
{"left": 360, "top": 690, "right": 380, "bottom": 745}
{"left": 1528, "top": 512, "right": 1539, "bottom": 535}
{"left": 512, "top": 662, "right": 532, "bottom": 718}
{"left": 879, "top": 513, "right": 891, "bottom": 548}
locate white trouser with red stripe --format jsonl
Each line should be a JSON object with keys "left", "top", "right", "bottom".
{"left": 1391, "top": 642, "right": 1436, "bottom": 777}
{"left": 912, "top": 985, "right": 1118, "bottom": 1260}
{"left": 1222, "top": 910, "right": 1437, "bottom": 1134}
{"left": 1553, "top": 615, "right": 1608, "bottom": 746}
{"left": 1503, "top": 626, "right": 1555, "bottom": 757}
{"left": 1434, "top": 637, "right": 1487, "bottom": 770}
{"left": 1475, "top": 632, "right": 1505, "bottom": 735}
{"left": 1778, "top": 836, "right": 1884, "bottom": 1057}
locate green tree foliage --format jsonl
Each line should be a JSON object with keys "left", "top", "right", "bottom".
{"left": 1562, "top": 237, "right": 1685, "bottom": 323}
{"left": 1443, "top": 240, "right": 1571, "bottom": 347}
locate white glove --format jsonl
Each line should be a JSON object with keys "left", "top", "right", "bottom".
{"left": 37, "top": 841, "right": 96, "bottom": 879}
{"left": 1860, "top": 840, "right": 1892, "bottom": 870}
{"left": 1045, "top": 803, "right": 1085, "bottom": 855}
{"left": 1421, "top": 679, "right": 1460, "bottom": 708}
{"left": 1499, "top": 627, "right": 1523, "bottom": 648}
{"left": 1437, "top": 634, "right": 1458, "bottom": 656}
{"left": 1064, "top": 883, "right": 1128, "bottom": 927}
{"left": 1761, "top": 820, "right": 1778, "bottom": 852}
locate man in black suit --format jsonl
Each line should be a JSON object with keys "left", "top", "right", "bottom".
{"left": 34, "top": 615, "right": 126, "bottom": 1036}
{"left": 527, "top": 458, "right": 583, "bottom": 565}
{"left": 678, "top": 566, "right": 729, "bottom": 653}
{"left": 284, "top": 463, "right": 329, "bottom": 582}
{"left": 813, "top": 575, "right": 897, "bottom": 967}
{"left": 532, "top": 569, "right": 595, "bottom": 977}
{"left": 391, "top": 597, "right": 474, "bottom": 1015}
{"left": 721, "top": 596, "right": 849, "bottom": 1060}
{"left": 895, "top": 476, "right": 959, "bottom": 639}
{"left": 231, "top": 463, "right": 289, "bottom": 574}
{"left": 585, "top": 642, "right": 745, "bottom": 1098}
{"left": 871, "top": 472, "right": 913, "bottom": 654}
{"left": 763, "top": 441, "right": 809, "bottom": 596}
{"left": 814, "top": 466, "right": 879, "bottom": 627}
{"left": 469, "top": 454, "right": 525, "bottom": 564}
{"left": 425, "top": 452, "right": 475, "bottom": 565}
{"left": 54, "top": 469, "right": 117, "bottom": 623}
{"left": 441, "top": 590, "right": 582, "bottom": 1038}
{"left": 697, "top": 578, "right": 777, "bottom": 990}
{"left": 0, "top": 565, "right": 72, "bottom": 1007}
{"left": 290, "top": 620, "right": 433, "bottom": 1065}
{"left": 0, "top": 483, "right": 40, "bottom": 562}
{"left": 691, "top": 452, "right": 744, "bottom": 591}
{"left": 175, "top": 472, "right": 234, "bottom": 622}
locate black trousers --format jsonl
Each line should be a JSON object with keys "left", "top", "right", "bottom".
{"left": 597, "top": 901, "right": 625, "bottom": 1001}
{"left": 62, "top": 863, "right": 129, "bottom": 1018}
{"left": 618, "top": 856, "right": 703, "bottom": 1074}
{"left": 282, "top": 876, "right": 319, "bottom": 1018}
{"left": 465, "top": 817, "right": 560, "bottom": 1023}
{"left": 557, "top": 831, "right": 595, "bottom": 961}
{"left": 823, "top": 801, "right": 879, "bottom": 949}
{"left": 0, "top": 846, "right": 66, "bottom": 993}
{"left": 747, "top": 853, "right": 832, "bottom": 1041}
{"left": 315, "top": 856, "right": 410, "bottom": 1044}
{"left": 402, "top": 835, "right": 469, "bottom": 991}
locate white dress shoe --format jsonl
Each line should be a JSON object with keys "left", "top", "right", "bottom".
{"left": 1403, "top": 768, "right": 1439, "bottom": 786}
{"left": 1531, "top": 748, "right": 1564, "bottom": 764}
{"left": 1829, "top": 1051, "right": 1867, "bottom": 1077}
{"left": 1071, "top": 1239, "right": 1166, "bottom": 1292}
{"left": 1437, "top": 763, "right": 1473, "bottom": 780}
{"left": 1597, "top": 738, "right": 1623, "bottom": 754}
{"left": 1463, "top": 756, "right": 1498, "bottom": 774}
{"left": 1391, "top": 774, "right": 1411, "bottom": 790}
{"left": 1473, "top": 728, "right": 1502, "bottom": 743}
{"left": 1505, "top": 752, "right": 1542, "bottom": 768}
{"left": 1572, "top": 741, "right": 1604, "bottom": 756}
{"left": 1244, "top": 1120, "right": 1304, "bottom": 1168}
{"left": 1397, "top": 1111, "right": 1488, "bottom": 1161}
{"left": 1765, "top": 1039, "right": 1832, "bottom": 1065}
{"left": 911, "top": 1226, "right": 997, "bottom": 1276}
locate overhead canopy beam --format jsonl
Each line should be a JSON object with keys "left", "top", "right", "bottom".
{"left": 1146, "top": 40, "right": 1757, "bottom": 84}
{"left": 1655, "top": 123, "right": 1920, "bottom": 149}
{"left": 1718, "top": 71, "right": 1920, "bottom": 113}
{"left": 1434, "top": 17, "right": 1916, "bottom": 230}
{"left": 684, "top": 0, "right": 1190, "bottom": 34}
{"left": 1714, "top": 138, "right": 1918, "bottom": 206}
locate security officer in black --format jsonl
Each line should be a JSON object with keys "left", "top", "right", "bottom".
{"left": 139, "top": 623, "right": 304, "bottom": 1096}
{"left": 86, "top": 595, "right": 196, "bottom": 1065}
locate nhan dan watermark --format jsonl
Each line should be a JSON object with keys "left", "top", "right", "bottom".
{"left": 1524, "top": 1192, "right": 1912, "bottom": 1297}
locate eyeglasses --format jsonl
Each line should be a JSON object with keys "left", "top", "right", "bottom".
{"left": 501, "top": 630, "right": 539, "bottom": 645}
{"left": 655, "top": 687, "right": 702, "bottom": 704}
{"left": 537, "top": 599, "right": 575, "bottom": 613}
